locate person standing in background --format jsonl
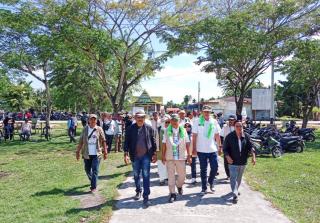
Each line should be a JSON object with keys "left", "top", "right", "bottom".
{"left": 102, "top": 112, "right": 116, "bottom": 153}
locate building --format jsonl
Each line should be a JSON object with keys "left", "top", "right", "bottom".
{"left": 203, "top": 97, "right": 252, "bottom": 120}
{"left": 131, "top": 90, "right": 163, "bottom": 114}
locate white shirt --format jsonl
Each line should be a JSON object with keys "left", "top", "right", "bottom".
{"left": 238, "top": 138, "right": 242, "bottom": 153}
{"left": 103, "top": 119, "right": 116, "bottom": 135}
{"left": 162, "top": 127, "right": 191, "bottom": 144}
{"left": 88, "top": 127, "right": 97, "bottom": 155}
{"left": 220, "top": 124, "right": 235, "bottom": 138}
{"left": 192, "top": 117, "right": 220, "bottom": 153}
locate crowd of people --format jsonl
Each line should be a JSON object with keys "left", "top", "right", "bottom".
{"left": 75, "top": 105, "right": 256, "bottom": 208}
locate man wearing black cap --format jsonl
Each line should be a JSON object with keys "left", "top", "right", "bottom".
{"left": 124, "top": 110, "right": 157, "bottom": 208}
{"left": 220, "top": 115, "right": 236, "bottom": 179}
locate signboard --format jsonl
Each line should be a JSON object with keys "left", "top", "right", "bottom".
{"left": 252, "top": 89, "right": 271, "bottom": 110}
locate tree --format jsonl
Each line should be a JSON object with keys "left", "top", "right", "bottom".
{"left": 164, "top": 0, "right": 319, "bottom": 119}
{"left": 0, "top": 2, "right": 59, "bottom": 125}
{"left": 48, "top": 0, "right": 198, "bottom": 113}
{"left": 183, "top": 95, "right": 192, "bottom": 106}
{"left": 223, "top": 80, "right": 264, "bottom": 98}
{"left": 277, "top": 40, "right": 320, "bottom": 128}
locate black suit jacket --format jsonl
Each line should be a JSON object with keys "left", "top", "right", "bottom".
{"left": 124, "top": 123, "right": 157, "bottom": 161}
{"left": 223, "top": 131, "right": 253, "bottom": 165}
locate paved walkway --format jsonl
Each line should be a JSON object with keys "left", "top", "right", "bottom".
{"left": 109, "top": 157, "right": 291, "bottom": 223}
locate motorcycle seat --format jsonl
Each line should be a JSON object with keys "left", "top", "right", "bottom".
{"left": 281, "top": 136, "right": 301, "bottom": 142}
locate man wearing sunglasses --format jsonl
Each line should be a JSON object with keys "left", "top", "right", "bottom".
{"left": 124, "top": 110, "right": 157, "bottom": 208}
{"left": 223, "top": 120, "right": 256, "bottom": 204}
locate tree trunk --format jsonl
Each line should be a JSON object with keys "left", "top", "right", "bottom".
{"left": 302, "top": 107, "right": 313, "bottom": 128}
{"left": 44, "top": 79, "right": 51, "bottom": 127}
{"left": 235, "top": 94, "right": 245, "bottom": 121}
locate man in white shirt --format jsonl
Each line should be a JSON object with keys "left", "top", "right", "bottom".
{"left": 76, "top": 114, "right": 108, "bottom": 193}
{"left": 102, "top": 112, "right": 116, "bottom": 153}
{"left": 162, "top": 114, "right": 191, "bottom": 203}
{"left": 151, "top": 112, "right": 167, "bottom": 186}
{"left": 220, "top": 115, "right": 236, "bottom": 179}
{"left": 192, "top": 105, "right": 223, "bottom": 195}
{"left": 20, "top": 119, "right": 32, "bottom": 141}
{"left": 178, "top": 110, "right": 190, "bottom": 127}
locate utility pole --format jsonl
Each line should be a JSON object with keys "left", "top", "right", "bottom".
{"left": 198, "top": 81, "right": 200, "bottom": 112}
{"left": 270, "top": 58, "right": 275, "bottom": 123}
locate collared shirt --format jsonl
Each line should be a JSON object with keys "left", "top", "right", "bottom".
{"left": 192, "top": 118, "right": 220, "bottom": 153}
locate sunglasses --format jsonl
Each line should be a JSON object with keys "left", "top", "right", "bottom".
{"left": 165, "top": 121, "right": 170, "bottom": 124}
{"left": 185, "top": 125, "right": 191, "bottom": 128}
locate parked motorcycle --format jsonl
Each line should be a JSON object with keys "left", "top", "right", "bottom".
{"left": 251, "top": 135, "right": 282, "bottom": 158}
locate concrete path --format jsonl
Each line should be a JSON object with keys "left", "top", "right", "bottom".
{"left": 109, "top": 158, "right": 291, "bottom": 223}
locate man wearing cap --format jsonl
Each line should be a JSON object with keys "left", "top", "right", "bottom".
{"left": 76, "top": 114, "right": 108, "bottom": 193}
{"left": 220, "top": 115, "right": 236, "bottom": 179}
{"left": 178, "top": 110, "right": 190, "bottom": 127}
{"left": 192, "top": 105, "right": 223, "bottom": 195}
{"left": 162, "top": 114, "right": 191, "bottom": 202}
{"left": 124, "top": 110, "right": 157, "bottom": 208}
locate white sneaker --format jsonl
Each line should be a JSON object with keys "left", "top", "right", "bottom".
{"left": 191, "top": 178, "right": 197, "bottom": 184}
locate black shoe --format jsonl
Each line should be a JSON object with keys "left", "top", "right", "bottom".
{"left": 200, "top": 189, "right": 207, "bottom": 196}
{"left": 209, "top": 184, "right": 215, "bottom": 193}
{"left": 232, "top": 196, "right": 238, "bottom": 204}
{"left": 134, "top": 191, "right": 141, "bottom": 200}
{"left": 143, "top": 198, "right": 151, "bottom": 208}
{"left": 168, "top": 193, "right": 177, "bottom": 203}
{"left": 177, "top": 187, "right": 183, "bottom": 195}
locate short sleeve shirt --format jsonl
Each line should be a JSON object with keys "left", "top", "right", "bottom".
{"left": 192, "top": 118, "right": 219, "bottom": 153}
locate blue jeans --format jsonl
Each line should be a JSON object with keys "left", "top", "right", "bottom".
{"left": 132, "top": 154, "right": 151, "bottom": 199}
{"left": 198, "top": 152, "right": 218, "bottom": 191}
{"left": 84, "top": 155, "right": 101, "bottom": 190}
{"left": 191, "top": 157, "right": 197, "bottom": 179}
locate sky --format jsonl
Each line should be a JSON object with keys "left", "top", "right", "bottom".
{"left": 28, "top": 52, "right": 286, "bottom": 104}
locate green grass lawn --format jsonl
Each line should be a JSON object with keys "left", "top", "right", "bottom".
{"left": 246, "top": 130, "right": 320, "bottom": 223}
{"left": 0, "top": 129, "right": 131, "bottom": 223}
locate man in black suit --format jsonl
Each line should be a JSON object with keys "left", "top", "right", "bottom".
{"left": 124, "top": 110, "right": 157, "bottom": 208}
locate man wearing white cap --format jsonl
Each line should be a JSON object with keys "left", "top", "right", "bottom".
{"left": 76, "top": 114, "right": 108, "bottom": 193}
{"left": 178, "top": 110, "right": 190, "bottom": 127}
{"left": 124, "top": 110, "right": 157, "bottom": 208}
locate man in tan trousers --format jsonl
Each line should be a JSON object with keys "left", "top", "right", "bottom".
{"left": 162, "top": 114, "right": 191, "bottom": 203}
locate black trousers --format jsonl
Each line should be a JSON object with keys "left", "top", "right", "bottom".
{"left": 106, "top": 134, "right": 114, "bottom": 153}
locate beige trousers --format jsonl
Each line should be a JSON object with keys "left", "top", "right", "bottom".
{"left": 166, "top": 160, "right": 186, "bottom": 194}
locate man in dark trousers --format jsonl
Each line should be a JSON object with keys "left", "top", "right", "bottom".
{"left": 223, "top": 120, "right": 256, "bottom": 204}
{"left": 124, "top": 110, "right": 157, "bottom": 208}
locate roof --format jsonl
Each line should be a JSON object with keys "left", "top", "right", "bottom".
{"left": 132, "top": 90, "right": 163, "bottom": 105}
{"left": 204, "top": 97, "right": 252, "bottom": 104}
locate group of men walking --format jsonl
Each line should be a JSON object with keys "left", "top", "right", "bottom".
{"left": 75, "top": 105, "right": 256, "bottom": 207}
